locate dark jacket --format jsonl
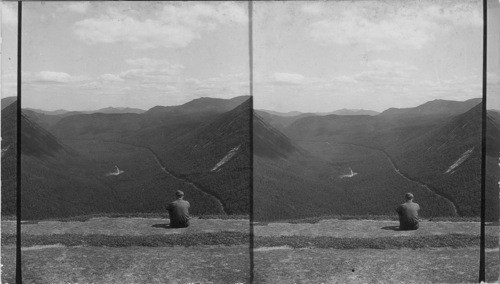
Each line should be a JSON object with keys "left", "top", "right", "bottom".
{"left": 167, "top": 199, "right": 190, "bottom": 228}
{"left": 396, "top": 201, "right": 420, "bottom": 230}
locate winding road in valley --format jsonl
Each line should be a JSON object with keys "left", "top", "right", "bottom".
{"left": 322, "top": 141, "right": 459, "bottom": 217}
{"left": 143, "top": 145, "right": 227, "bottom": 214}
{"left": 67, "top": 139, "right": 228, "bottom": 214}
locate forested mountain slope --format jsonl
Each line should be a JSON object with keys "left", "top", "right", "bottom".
{"left": 18, "top": 97, "right": 251, "bottom": 216}
{"left": 263, "top": 99, "right": 482, "bottom": 219}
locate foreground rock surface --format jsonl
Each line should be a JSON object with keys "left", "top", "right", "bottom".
{"left": 3, "top": 217, "right": 249, "bottom": 236}
{"left": 2, "top": 218, "right": 498, "bottom": 283}
{"left": 254, "top": 219, "right": 498, "bottom": 238}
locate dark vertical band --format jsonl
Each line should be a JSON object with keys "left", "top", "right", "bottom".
{"left": 479, "top": 0, "right": 487, "bottom": 282}
{"left": 15, "top": 1, "right": 22, "bottom": 284}
{"left": 248, "top": 1, "right": 254, "bottom": 283}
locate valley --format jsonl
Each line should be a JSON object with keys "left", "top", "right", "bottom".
{"left": 1, "top": 96, "right": 251, "bottom": 220}
{"left": 302, "top": 141, "right": 458, "bottom": 216}
{"left": 255, "top": 98, "right": 486, "bottom": 221}
{"left": 65, "top": 139, "right": 227, "bottom": 214}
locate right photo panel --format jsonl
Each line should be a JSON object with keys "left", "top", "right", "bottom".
{"left": 252, "top": 1, "right": 486, "bottom": 282}
{"left": 486, "top": 0, "right": 500, "bottom": 281}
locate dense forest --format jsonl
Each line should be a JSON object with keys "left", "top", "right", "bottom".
{"left": 1, "top": 101, "right": 17, "bottom": 216}
{"left": 486, "top": 110, "right": 500, "bottom": 222}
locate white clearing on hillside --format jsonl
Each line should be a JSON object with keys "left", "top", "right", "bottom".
{"left": 106, "top": 165, "right": 124, "bottom": 176}
{"left": 254, "top": 246, "right": 293, "bottom": 252}
{"left": 340, "top": 167, "right": 358, "bottom": 178}
{"left": 211, "top": 145, "right": 240, "bottom": 172}
{"left": 1, "top": 145, "right": 10, "bottom": 157}
{"left": 444, "top": 148, "right": 474, "bottom": 174}
{"left": 22, "top": 244, "right": 67, "bottom": 251}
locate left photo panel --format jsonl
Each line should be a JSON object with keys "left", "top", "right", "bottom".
{"left": 1, "top": 1, "right": 20, "bottom": 283}
{"left": 2, "top": 1, "right": 252, "bottom": 283}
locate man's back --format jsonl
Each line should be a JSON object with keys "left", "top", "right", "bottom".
{"left": 396, "top": 201, "right": 420, "bottom": 230}
{"left": 167, "top": 199, "right": 190, "bottom": 228}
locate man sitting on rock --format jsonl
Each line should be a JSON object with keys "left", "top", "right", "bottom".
{"left": 396, "top": 193, "right": 420, "bottom": 230}
{"left": 166, "top": 190, "right": 190, "bottom": 228}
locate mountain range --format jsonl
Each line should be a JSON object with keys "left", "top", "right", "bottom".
{"left": 26, "top": 106, "right": 146, "bottom": 115}
{"left": 1, "top": 96, "right": 251, "bottom": 219}
{"left": 2, "top": 96, "right": 497, "bottom": 221}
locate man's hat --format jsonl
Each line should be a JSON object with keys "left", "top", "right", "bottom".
{"left": 175, "top": 190, "right": 184, "bottom": 197}
{"left": 405, "top": 193, "right": 414, "bottom": 200}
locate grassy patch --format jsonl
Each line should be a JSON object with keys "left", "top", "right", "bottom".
{"left": 254, "top": 234, "right": 498, "bottom": 249}
{"left": 253, "top": 215, "right": 480, "bottom": 225}
{"left": 1, "top": 215, "right": 16, "bottom": 221}
{"left": 6, "top": 232, "right": 496, "bottom": 250}
{"left": 57, "top": 213, "right": 168, "bottom": 222}
{"left": 197, "top": 214, "right": 249, "bottom": 220}
{"left": 21, "top": 213, "right": 249, "bottom": 223}
{"left": 3, "top": 231, "right": 250, "bottom": 247}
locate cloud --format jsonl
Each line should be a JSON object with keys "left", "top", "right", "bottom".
{"left": 301, "top": 3, "right": 323, "bottom": 15}
{"left": 308, "top": 1, "right": 482, "bottom": 50}
{"left": 333, "top": 76, "right": 357, "bottom": 83}
{"left": 365, "top": 60, "right": 417, "bottom": 71}
{"left": 61, "top": 2, "right": 90, "bottom": 14}
{"left": 353, "top": 59, "right": 418, "bottom": 83}
{"left": 117, "top": 58, "right": 185, "bottom": 83}
{"left": 125, "top": 58, "right": 184, "bottom": 71}
{"left": 23, "top": 71, "right": 87, "bottom": 84}
{"left": 255, "top": 71, "right": 482, "bottom": 112}
{"left": 1, "top": 2, "right": 18, "bottom": 27}
{"left": 190, "top": 72, "right": 249, "bottom": 98}
{"left": 271, "top": 73, "right": 305, "bottom": 85}
{"left": 74, "top": 2, "right": 247, "bottom": 49}
{"left": 100, "top": 74, "right": 124, "bottom": 82}
{"left": 425, "top": 4, "right": 482, "bottom": 27}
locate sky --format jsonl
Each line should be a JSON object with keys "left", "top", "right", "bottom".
{"left": 487, "top": 0, "right": 500, "bottom": 110}
{"left": 1, "top": 1, "right": 249, "bottom": 111}
{"left": 254, "top": 0, "right": 495, "bottom": 112}
{"left": 1, "top": 1, "right": 498, "bottom": 112}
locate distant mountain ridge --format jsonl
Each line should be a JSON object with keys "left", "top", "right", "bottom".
{"left": 257, "top": 110, "right": 305, "bottom": 117}
{"left": 25, "top": 108, "right": 73, "bottom": 115}
{"left": 26, "top": 106, "right": 146, "bottom": 115}
{"left": 259, "top": 98, "right": 481, "bottom": 124}
{"left": 258, "top": 108, "right": 379, "bottom": 117}
{"left": 322, "top": 109, "right": 379, "bottom": 116}
{"left": 146, "top": 96, "right": 250, "bottom": 115}
{"left": 24, "top": 96, "right": 250, "bottom": 117}
{"left": 380, "top": 98, "right": 482, "bottom": 117}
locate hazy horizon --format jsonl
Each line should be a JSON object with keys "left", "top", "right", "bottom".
{"left": 2, "top": 94, "right": 484, "bottom": 113}
{"left": 258, "top": 96, "right": 483, "bottom": 114}
{"left": 2, "top": 94, "right": 250, "bottom": 112}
